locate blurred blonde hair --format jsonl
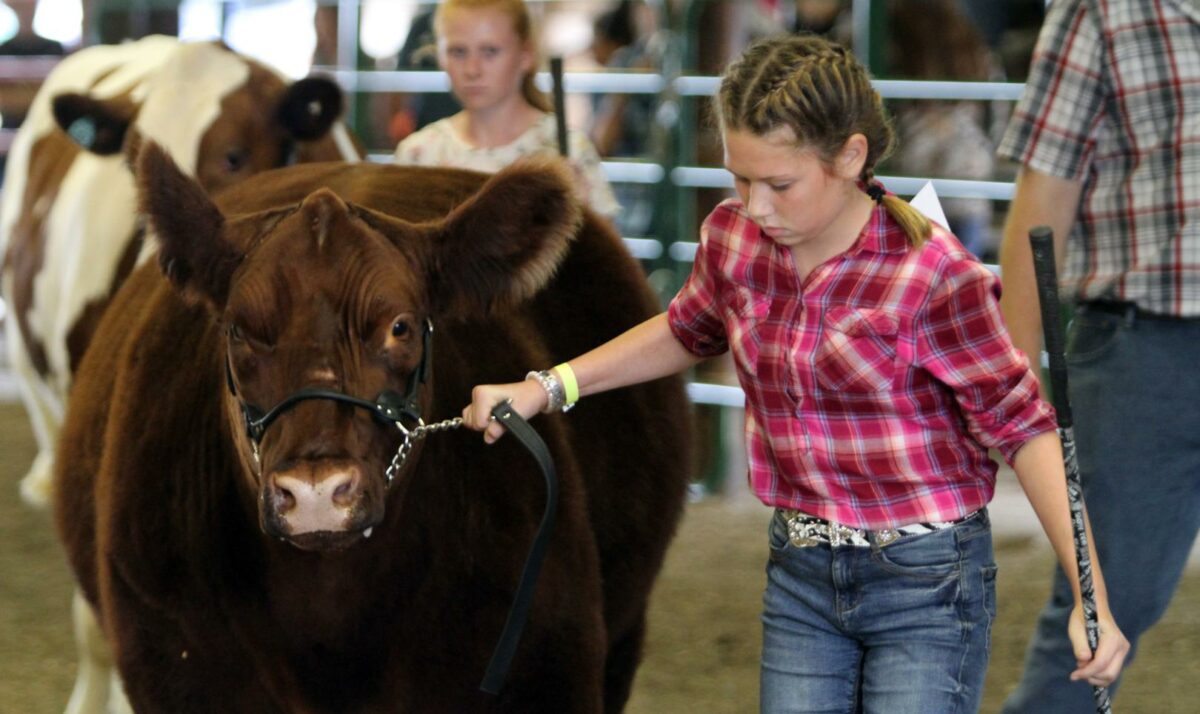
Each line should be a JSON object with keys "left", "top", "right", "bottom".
{"left": 434, "top": 0, "right": 552, "bottom": 113}
{"left": 715, "top": 34, "right": 930, "bottom": 247}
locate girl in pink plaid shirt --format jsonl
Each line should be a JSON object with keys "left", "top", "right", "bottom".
{"left": 463, "top": 34, "right": 1127, "bottom": 712}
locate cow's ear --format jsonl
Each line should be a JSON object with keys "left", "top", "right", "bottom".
{"left": 428, "top": 158, "right": 581, "bottom": 317}
{"left": 136, "top": 142, "right": 240, "bottom": 307}
{"left": 52, "top": 92, "right": 137, "bottom": 155}
{"left": 277, "top": 77, "right": 343, "bottom": 141}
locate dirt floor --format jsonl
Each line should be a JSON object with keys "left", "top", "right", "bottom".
{"left": 1, "top": 402, "right": 1197, "bottom": 712}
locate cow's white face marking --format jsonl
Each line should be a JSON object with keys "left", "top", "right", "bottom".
{"left": 135, "top": 43, "right": 252, "bottom": 176}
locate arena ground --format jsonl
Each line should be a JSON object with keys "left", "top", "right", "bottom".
{"left": 1, "top": 402, "right": 1196, "bottom": 713}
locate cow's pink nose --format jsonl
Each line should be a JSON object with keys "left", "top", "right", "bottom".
{"left": 270, "top": 468, "right": 361, "bottom": 534}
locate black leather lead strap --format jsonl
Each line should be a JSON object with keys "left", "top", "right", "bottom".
{"left": 479, "top": 401, "right": 559, "bottom": 695}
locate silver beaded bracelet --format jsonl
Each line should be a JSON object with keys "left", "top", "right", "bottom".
{"left": 526, "top": 369, "right": 572, "bottom": 413}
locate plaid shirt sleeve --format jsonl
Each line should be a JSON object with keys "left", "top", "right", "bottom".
{"left": 997, "top": 0, "right": 1105, "bottom": 180}
{"left": 915, "top": 258, "right": 1057, "bottom": 463}
{"left": 667, "top": 214, "right": 730, "bottom": 357}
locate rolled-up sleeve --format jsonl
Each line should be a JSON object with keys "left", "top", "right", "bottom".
{"left": 915, "top": 258, "right": 1058, "bottom": 462}
{"left": 667, "top": 219, "right": 729, "bottom": 358}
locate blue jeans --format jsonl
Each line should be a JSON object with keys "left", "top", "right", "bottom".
{"left": 760, "top": 509, "right": 996, "bottom": 713}
{"left": 1002, "top": 306, "right": 1200, "bottom": 713}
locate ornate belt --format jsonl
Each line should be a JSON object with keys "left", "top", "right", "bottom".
{"left": 778, "top": 509, "right": 977, "bottom": 548}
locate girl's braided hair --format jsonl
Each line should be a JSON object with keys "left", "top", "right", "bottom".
{"left": 715, "top": 34, "right": 930, "bottom": 247}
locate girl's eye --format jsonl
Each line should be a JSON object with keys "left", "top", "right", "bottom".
{"left": 770, "top": 183, "right": 792, "bottom": 192}
{"left": 391, "top": 320, "right": 409, "bottom": 338}
{"left": 482, "top": 46, "right": 499, "bottom": 58}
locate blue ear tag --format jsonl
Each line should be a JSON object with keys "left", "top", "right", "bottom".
{"left": 67, "top": 117, "right": 97, "bottom": 149}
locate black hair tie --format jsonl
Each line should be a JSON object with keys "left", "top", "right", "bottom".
{"left": 865, "top": 183, "right": 885, "bottom": 205}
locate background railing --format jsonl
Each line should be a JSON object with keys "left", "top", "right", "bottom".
{"left": 0, "top": 0, "right": 1034, "bottom": 486}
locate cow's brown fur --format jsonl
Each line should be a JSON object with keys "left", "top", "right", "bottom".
{"left": 55, "top": 145, "right": 691, "bottom": 712}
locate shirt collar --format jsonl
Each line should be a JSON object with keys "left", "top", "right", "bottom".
{"left": 847, "top": 201, "right": 911, "bottom": 257}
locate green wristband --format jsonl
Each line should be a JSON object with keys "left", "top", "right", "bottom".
{"left": 554, "top": 363, "right": 579, "bottom": 406}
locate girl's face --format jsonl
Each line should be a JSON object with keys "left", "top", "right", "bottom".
{"left": 438, "top": 6, "right": 534, "bottom": 112}
{"left": 723, "top": 126, "right": 867, "bottom": 256}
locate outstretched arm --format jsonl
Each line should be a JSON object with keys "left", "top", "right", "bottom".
{"left": 461, "top": 312, "right": 703, "bottom": 443}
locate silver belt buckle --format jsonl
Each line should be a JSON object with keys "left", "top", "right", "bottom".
{"left": 829, "top": 523, "right": 852, "bottom": 547}
{"left": 784, "top": 512, "right": 820, "bottom": 547}
{"left": 874, "top": 528, "right": 900, "bottom": 547}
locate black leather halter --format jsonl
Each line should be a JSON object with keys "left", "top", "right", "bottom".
{"left": 227, "top": 319, "right": 434, "bottom": 445}
{"left": 223, "top": 318, "right": 555, "bottom": 695}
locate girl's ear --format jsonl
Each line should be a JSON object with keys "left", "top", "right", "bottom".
{"left": 835, "top": 133, "right": 869, "bottom": 180}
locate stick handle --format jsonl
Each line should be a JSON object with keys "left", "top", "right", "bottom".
{"left": 1029, "top": 226, "right": 1072, "bottom": 427}
{"left": 1029, "top": 227, "right": 1113, "bottom": 714}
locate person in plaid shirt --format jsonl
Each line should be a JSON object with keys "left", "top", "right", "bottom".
{"left": 465, "top": 33, "right": 1128, "bottom": 711}
{"left": 997, "top": 1, "right": 1198, "bottom": 711}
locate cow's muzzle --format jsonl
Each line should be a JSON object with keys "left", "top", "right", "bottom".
{"left": 262, "top": 459, "right": 375, "bottom": 547}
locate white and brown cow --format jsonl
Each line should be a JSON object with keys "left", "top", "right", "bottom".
{"left": 55, "top": 144, "right": 690, "bottom": 712}
{"left": 1, "top": 35, "right": 358, "bottom": 507}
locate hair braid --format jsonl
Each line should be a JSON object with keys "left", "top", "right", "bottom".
{"left": 716, "top": 35, "right": 930, "bottom": 247}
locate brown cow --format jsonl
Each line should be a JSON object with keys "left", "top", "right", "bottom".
{"left": 1, "top": 35, "right": 358, "bottom": 508}
{"left": 54, "top": 142, "right": 691, "bottom": 712}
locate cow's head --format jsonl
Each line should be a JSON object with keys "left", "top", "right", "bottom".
{"left": 51, "top": 41, "right": 352, "bottom": 195}
{"left": 136, "top": 142, "right": 580, "bottom": 551}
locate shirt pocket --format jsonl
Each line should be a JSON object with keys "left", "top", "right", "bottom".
{"left": 726, "top": 286, "right": 771, "bottom": 378}
{"left": 814, "top": 306, "right": 898, "bottom": 393}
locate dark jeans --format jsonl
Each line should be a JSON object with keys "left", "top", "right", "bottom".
{"left": 760, "top": 508, "right": 996, "bottom": 713}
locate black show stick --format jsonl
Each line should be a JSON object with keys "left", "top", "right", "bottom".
{"left": 1030, "top": 225, "right": 1113, "bottom": 714}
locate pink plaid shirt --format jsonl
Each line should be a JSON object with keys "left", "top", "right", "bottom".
{"left": 668, "top": 199, "right": 1057, "bottom": 528}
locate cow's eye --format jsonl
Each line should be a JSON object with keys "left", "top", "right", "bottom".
{"left": 225, "top": 149, "right": 248, "bottom": 172}
{"left": 391, "top": 319, "right": 409, "bottom": 338}
{"left": 228, "top": 323, "right": 245, "bottom": 343}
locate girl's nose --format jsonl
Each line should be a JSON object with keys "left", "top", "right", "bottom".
{"left": 746, "top": 183, "right": 773, "bottom": 221}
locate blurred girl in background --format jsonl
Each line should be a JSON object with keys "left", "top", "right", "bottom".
{"left": 393, "top": 0, "right": 618, "bottom": 220}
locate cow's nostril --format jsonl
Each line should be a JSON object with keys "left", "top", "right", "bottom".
{"left": 330, "top": 471, "right": 359, "bottom": 508}
{"left": 273, "top": 485, "right": 296, "bottom": 514}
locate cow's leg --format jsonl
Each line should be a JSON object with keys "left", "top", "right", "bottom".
{"left": 497, "top": 602, "right": 607, "bottom": 713}
{"left": 106, "top": 672, "right": 134, "bottom": 714}
{"left": 602, "top": 613, "right": 648, "bottom": 714}
{"left": 5, "top": 321, "right": 63, "bottom": 506}
{"left": 102, "top": 573, "right": 279, "bottom": 713}
{"left": 63, "top": 589, "right": 113, "bottom": 714}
